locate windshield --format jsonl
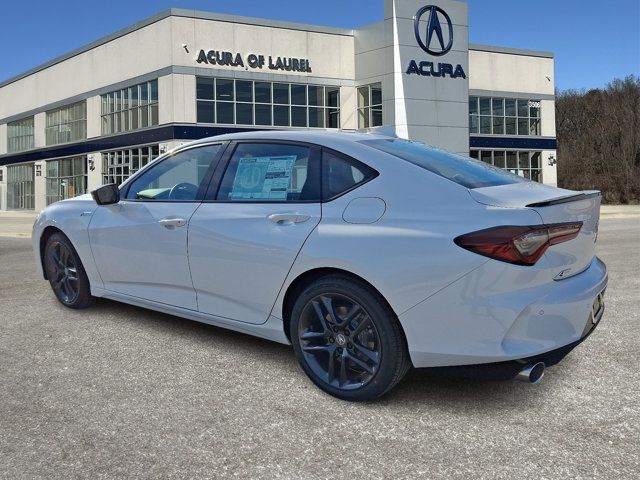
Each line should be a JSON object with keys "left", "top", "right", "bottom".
{"left": 360, "top": 139, "right": 527, "bottom": 189}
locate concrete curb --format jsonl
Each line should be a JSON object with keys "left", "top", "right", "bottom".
{"left": 0, "top": 233, "right": 31, "bottom": 238}
{"left": 600, "top": 205, "right": 640, "bottom": 218}
{"left": 0, "top": 212, "right": 39, "bottom": 218}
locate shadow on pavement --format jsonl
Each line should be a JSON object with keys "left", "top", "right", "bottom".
{"left": 90, "top": 296, "right": 562, "bottom": 409}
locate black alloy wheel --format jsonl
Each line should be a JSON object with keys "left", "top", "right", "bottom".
{"left": 290, "top": 275, "right": 411, "bottom": 401}
{"left": 46, "top": 241, "right": 79, "bottom": 303}
{"left": 44, "top": 232, "right": 94, "bottom": 309}
{"left": 298, "top": 293, "right": 381, "bottom": 390}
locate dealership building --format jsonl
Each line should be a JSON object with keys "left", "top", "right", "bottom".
{"left": 0, "top": 0, "right": 557, "bottom": 211}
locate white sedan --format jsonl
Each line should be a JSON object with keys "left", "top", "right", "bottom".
{"left": 32, "top": 131, "right": 607, "bottom": 401}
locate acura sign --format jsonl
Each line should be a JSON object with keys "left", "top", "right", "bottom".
{"left": 406, "top": 5, "right": 466, "bottom": 79}
{"left": 196, "top": 50, "right": 312, "bottom": 73}
{"left": 414, "top": 5, "right": 453, "bottom": 56}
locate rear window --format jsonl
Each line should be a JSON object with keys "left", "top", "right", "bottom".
{"left": 360, "top": 139, "right": 527, "bottom": 189}
{"left": 322, "top": 151, "right": 377, "bottom": 200}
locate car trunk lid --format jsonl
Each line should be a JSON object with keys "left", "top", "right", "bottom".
{"left": 469, "top": 182, "right": 601, "bottom": 279}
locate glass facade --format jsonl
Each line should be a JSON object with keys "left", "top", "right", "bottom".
{"left": 45, "top": 156, "right": 87, "bottom": 205}
{"left": 196, "top": 77, "right": 341, "bottom": 128}
{"left": 470, "top": 149, "right": 543, "bottom": 182}
{"left": 45, "top": 102, "right": 87, "bottom": 146}
{"left": 469, "top": 96, "right": 541, "bottom": 136}
{"left": 7, "top": 163, "right": 35, "bottom": 210}
{"left": 102, "top": 145, "right": 160, "bottom": 185}
{"left": 101, "top": 80, "right": 159, "bottom": 135}
{"left": 0, "top": 71, "right": 559, "bottom": 212}
{"left": 357, "top": 83, "right": 383, "bottom": 129}
{"left": 7, "top": 117, "right": 35, "bottom": 153}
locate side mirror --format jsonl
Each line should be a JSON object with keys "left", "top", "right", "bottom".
{"left": 91, "top": 184, "right": 120, "bottom": 206}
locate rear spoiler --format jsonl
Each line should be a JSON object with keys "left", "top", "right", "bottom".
{"left": 526, "top": 191, "right": 601, "bottom": 208}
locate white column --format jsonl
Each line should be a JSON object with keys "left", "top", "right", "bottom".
{"left": 87, "top": 152, "right": 104, "bottom": 190}
{"left": 540, "top": 99, "right": 557, "bottom": 186}
{"left": 86, "top": 96, "right": 102, "bottom": 139}
{"left": 159, "top": 75, "right": 174, "bottom": 125}
{"left": 0, "top": 123, "right": 7, "bottom": 155}
{"left": 34, "top": 161, "right": 46, "bottom": 212}
{"left": 540, "top": 99, "right": 556, "bottom": 137}
{"left": 169, "top": 74, "right": 196, "bottom": 124}
{"left": 541, "top": 150, "right": 558, "bottom": 187}
{"left": 390, "top": 0, "right": 470, "bottom": 155}
{"left": 34, "top": 113, "right": 46, "bottom": 148}
{"left": 0, "top": 166, "right": 6, "bottom": 211}
{"left": 33, "top": 112, "right": 47, "bottom": 148}
{"left": 340, "top": 86, "right": 357, "bottom": 130}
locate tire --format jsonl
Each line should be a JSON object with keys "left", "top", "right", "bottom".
{"left": 290, "top": 274, "right": 411, "bottom": 401}
{"left": 43, "top": 232, "right": 94, "bottom": 309}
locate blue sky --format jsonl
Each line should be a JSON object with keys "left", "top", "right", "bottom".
{"left": 0, "top": 0, "right": 638, "bottom": 90}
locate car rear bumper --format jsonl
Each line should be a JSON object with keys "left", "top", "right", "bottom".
{"left": 399, "top": 256, "right": 608, "bottom": 368}
{"left": 421, "top": 306, "right": 604, "bottom": 380}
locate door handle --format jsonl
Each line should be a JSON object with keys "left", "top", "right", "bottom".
{"left": 268, "top": 213, "right": 311, "bottom": 225}
{"left": 159, "top": 217, "right": 187, "bottom": 229}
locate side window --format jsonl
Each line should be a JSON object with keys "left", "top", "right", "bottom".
{"left": 217, "top": 143, "right": 320, "bottom": 202}
{"left": 322, "top": 151, "right": 377, "bottom": 200}
{"left": 125, "top": 144, "right": 222, "bottom": 201}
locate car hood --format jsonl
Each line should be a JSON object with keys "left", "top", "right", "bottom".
{"left": 66, "top": 193, "right": 94, "bottom": 202}
{"left": 43, "top": 193, "right": 97, "bottom": 211}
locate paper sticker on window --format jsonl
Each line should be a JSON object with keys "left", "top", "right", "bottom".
{"left": 230, "top": 155, "right": 296, "bottom": 200}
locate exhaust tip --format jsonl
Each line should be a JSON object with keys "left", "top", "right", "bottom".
{"left": 515, "top": 362, "right": 545, "bottom": 384}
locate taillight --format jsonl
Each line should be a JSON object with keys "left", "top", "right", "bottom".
{"left": 454, "top": 223, "right": 583, "bottom": 266}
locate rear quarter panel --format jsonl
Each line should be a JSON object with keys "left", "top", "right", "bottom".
{"left": 271, "top": 144, "right": 543, "bottom": 319}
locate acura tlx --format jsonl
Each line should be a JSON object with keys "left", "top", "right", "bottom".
{"left": 32, "top": 131, "right": 607, "bottom": 401}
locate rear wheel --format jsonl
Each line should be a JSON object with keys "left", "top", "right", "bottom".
{"left": 290, "top": 275, "right": 410, "bottom": 401}
{"left": 43, "top": 232, "right": 94, "bottom": 309}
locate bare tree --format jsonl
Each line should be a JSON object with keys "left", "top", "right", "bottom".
{"left": 556, "top": 76, "right": 640, "bottom": 204}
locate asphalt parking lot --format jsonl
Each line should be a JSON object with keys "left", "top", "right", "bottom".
{"left": 0, "top": 217, "right": 638, "bottom": 479}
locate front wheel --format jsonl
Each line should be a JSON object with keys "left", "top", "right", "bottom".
{"left": 290, "top": 275, "right": 411, "bottom": 401}
{"left": 43, "top": 232, "right": 94, "bottom": 309}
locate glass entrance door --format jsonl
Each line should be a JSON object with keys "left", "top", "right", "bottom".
{"left": 7, "top": 163, "right": 35, "bottom": 210}
{"left": 45, "top": 156, "right": 88, "bottom": 205}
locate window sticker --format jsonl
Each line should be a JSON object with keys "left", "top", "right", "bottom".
{"left": 230, "top": 155, "right": 296, "bottom": 200}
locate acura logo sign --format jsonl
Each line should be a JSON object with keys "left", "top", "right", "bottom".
{"left": 414, "top": 5, "right": 454, "bottom": 56}
{"left": 406, "top": 5, "right": 465, "bottom": 79}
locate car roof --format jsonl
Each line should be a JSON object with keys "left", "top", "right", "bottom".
{"left": 185, "top": 129, "right": 396, "bottom": 149}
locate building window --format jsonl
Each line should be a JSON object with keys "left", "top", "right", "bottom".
{"left": 196, "top": 77, "right": 341, "bottom": 129}
{"left": 101, "top": 80, "right": 159, "bottom": 135}
{"left": 45, "top": 156, "right": 87, "bottom": 205}
{"left": 45, "top": 102, "right": 87, "bottom": 146}
{"left": 357, "top": 83, "right": 383, "bottom": 129}
{"left": 469, "top": 97, "right": 541, "bottom": 136}
{"left": 470, "top": 149, "right": 542, "bottom": 182}
{"left": 7, "top": 117, "right": 35, "bottom": 153}
{"left": 7, "top": 163, "right": 35, "bottom": 210}
{"left": 102, "top": 145, "right": 160, "bottom": 185}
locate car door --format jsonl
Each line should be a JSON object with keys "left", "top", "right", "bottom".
{"left": 188, "top": 141, "right": 322, "bottom": 324}
{"left": 88, "top": 143, "right": 225, "bottom": 310}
